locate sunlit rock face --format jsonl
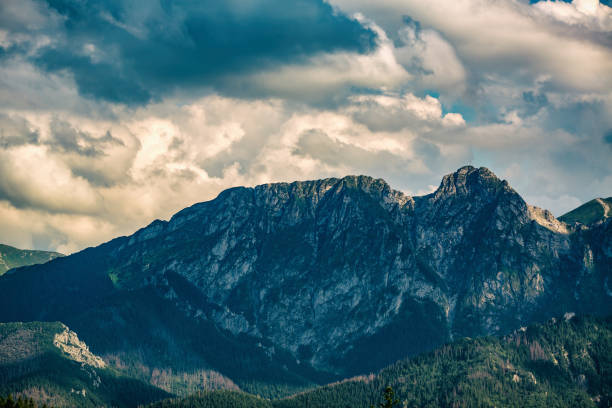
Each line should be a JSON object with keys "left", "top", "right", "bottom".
{"left": 53, "top": 323, "right": 106, "bottom": 369}
{"left": 0, "top": 166, "right": 610, "bottom": 382}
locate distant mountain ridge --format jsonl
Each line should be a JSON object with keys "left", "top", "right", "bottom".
{"left": 0, "top": 166, "right": 609, "bottom": 397}
{"left": 560, "top": 197, "right": 612, "bottom": 225}
{"left": 0, "top": 244, "right": 63, "bottom": 275}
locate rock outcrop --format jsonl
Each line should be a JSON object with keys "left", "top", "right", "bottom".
{"left": 53, "top": 324, "right": 106, "bottom": 368}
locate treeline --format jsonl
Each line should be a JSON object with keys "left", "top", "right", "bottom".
{"left": 145, "top": 391, "right": 273, "bottom": 408}
{"left": 0, "top": 395, "right": 50, "bottom": 408}
{"left": 147, "top": 315, "right": 611, "bottom": 408}
{"left": 274, "top": 315, "right": 611, "bottom": 408}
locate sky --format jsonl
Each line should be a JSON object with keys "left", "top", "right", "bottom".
{"left": 0, "top": 0, "right": 611, "bottom": 253}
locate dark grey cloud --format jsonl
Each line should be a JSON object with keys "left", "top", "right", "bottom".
{"left": 48, "top": 119, "right": 123, "bottom": 157}
{"left": 521, "top": 91, "right": 549, "bottom": 115}
{"left": 541, "top": 99, "right": 612, "bottom": 137}
{"left": 0, "top": 114, "right": 39, "bottom": 148}
{"left": 604, "top": 129, "right": 612, "bottom": 145}
{"left": 293, "top": 129, "right": 416, "bottom": 175}
{"left": 18, "top": 0, "right": 377, "bottom": 105}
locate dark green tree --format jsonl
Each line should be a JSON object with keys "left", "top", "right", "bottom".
{"left": 372, "top": 386, "right": 399, "bottom": 408}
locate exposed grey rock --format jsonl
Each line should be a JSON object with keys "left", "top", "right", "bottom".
{"left": 53, "top": 324, "right": 106, "bottom": 369}
{"left": 99, "top": 166, "right": 612, "bottom": 372}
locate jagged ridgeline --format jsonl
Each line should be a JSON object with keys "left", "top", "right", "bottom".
{"left": 146, "top": 315, "right": 612, "bottom": 408}
{"left": 0, "top": 166, "right": 610, "bottom": 398}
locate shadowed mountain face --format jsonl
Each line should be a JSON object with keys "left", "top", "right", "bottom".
{"left": 0, "top": 244, "right": 63, "bottom": 275}
{"left": 0, "top": 166, "right": 610, "bottom": 395}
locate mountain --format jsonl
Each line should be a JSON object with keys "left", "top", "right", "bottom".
{"left": 0, "top": 244, "right": 63, "bottom": 275}
{"left": 0, "top": 321, "right": 169, "bottom": 407}
{"left": 0, "top": 166, "right": 610, "bottom": 397}
{"left": 148, "top": 314, "right": 612, "bottom": 408}
{"left": 560, "top": 197, "right": 612, "bottom": 225}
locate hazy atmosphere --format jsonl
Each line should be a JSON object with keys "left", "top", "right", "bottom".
{"left": 1, "top": 0, "right": 611, "bottom": 253}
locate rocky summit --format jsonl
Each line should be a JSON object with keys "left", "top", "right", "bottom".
{"left": 0, "top": 166, "right": 610, "bottom": 396}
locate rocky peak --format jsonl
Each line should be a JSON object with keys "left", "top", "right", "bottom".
{"left": 414, "top": 166, "right": 527, "bottom": 230}
{"left": 430, "top": 166, "right": 512, "bottom": 201}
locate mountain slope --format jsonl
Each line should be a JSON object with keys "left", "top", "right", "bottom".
{"left": 273, "top": 314, "right": 612, "bottom": 408}
{"left": 0, "top": 321, "right": 170, "bottom": 407}
{"left": 560, "top": 197, "right": 612, "bottom": 225}
{"left": 0, "top": 244, "right": 63, "bottom": 275}
{"left": 0, "top": 166, "right": 609, "bottom": 396}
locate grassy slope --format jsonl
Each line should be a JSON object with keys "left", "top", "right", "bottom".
{"left": 0, "top": 322, "right": 170, "bottom": 407}
{"left": 559, "top": 198, "right": 612, "bottom": 225}
{"left": 0, "top": 245, "right": 63, "bottom": 275}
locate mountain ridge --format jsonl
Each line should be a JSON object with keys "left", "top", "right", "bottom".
{"left": 560, "top": 197, "right": 612, "bottom": 225}
{"left": 0, "top": 244, "right": 63, "bottom": 275}
{"left": 0, "top": 166, "right": 609, "bottom": 397}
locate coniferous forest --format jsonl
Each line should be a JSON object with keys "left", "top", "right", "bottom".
{"left": 135, "top": 314, "right": 610, "bottom": 408}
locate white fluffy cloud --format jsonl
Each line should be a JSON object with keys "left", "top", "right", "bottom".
{"left": 534, "top": 0, "right": 612, "bottom": 31}
{"left": 394, "top": 23, "right": 467, "bottom": 96}
{"left": 330, "top": 0, "right": 612, "bottom": 92}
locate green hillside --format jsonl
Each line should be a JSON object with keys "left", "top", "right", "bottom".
{"left": 0, "top": 322, "right": 170, "bottom": 407}
{"left": 0, "top": 245, "right": 63, "bottom": 275}
{"left": 559, "top": 198, "right": 612, "bottom": 225}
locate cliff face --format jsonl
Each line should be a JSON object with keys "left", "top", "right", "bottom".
{"left": 0, "top": 166, "right": 609, "bottom": 391}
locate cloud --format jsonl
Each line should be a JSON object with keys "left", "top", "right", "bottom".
{"left": 48, "top": 119, "right": 124, "bottom": 157}
{"left": 0, "top": 144, "right": 101, "bottom": 214}
{"left": 604, "top": 129, "right": 612, "bottom": 144}
{"left": 0, "top": 113, "right": 39, "bottom": 147}
{"left": 393, "top": 18, "right": 467, "bottom": 96}
{"left": 533, "top": 0, "right": 612, "bottom": 31}
{"left": 220, "top": 17, "right": 410, "bottom": 105}
{"left": 330, "top": 0, "right": 612, "bottom": 93}
{"left": 293, "top": 129, "right": 420, "bottom": 176}
{"left": 345, "top": 93, "right": 465, "bottom": 132}
{"left": 2, "top": 0, "right": 377, "bottom": 105}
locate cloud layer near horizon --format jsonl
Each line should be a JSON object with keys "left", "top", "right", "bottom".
{"left": 0, "top": 0, "right": 611, "bottom": 253}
